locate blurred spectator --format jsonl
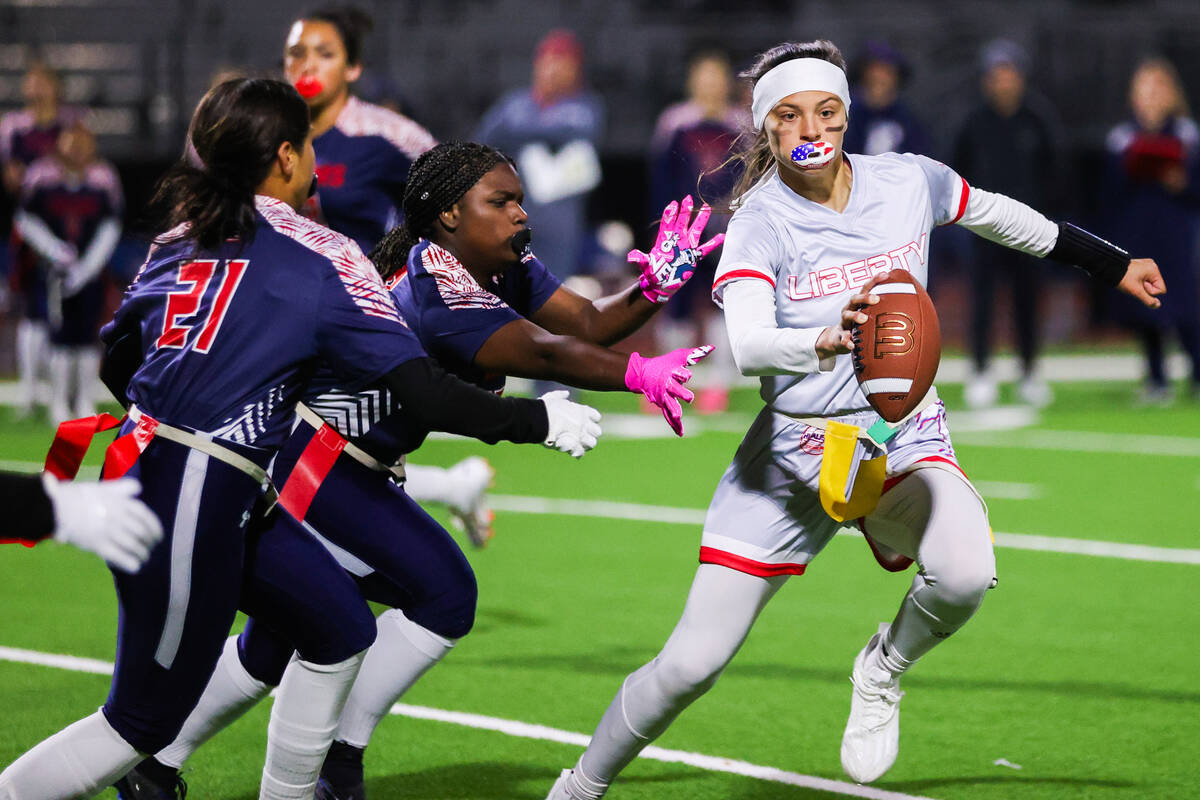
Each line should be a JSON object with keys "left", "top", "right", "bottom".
{"left": 14, "top": 122, "right": 122, "bottom": 423}
{"left": 1101, "top": 57, "right": 1200, "bottom": 404}
{"left": 953, "top": 39, "right": 1065, "bottom": 409}
{"left": 648, "top": 50, "right": 747, "bottom": 413}
{"left": 843, "top": 41, "right": 930, "bottom": 156}
{"left": 0, "top": 62, "right": 88, "bottom": 417}
{"left": 476, "top": 30, "right": 605, "bottom": 280}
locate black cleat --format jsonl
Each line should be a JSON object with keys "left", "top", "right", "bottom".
{"left": 314, "top": 740, "right": 366, "bottom": 800}
{"left": 114, "top": 758, "right": 188, "bottom": 800}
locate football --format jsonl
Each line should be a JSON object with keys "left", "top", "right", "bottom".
{"left": 851, "top": 269, "right": 941, "bottom": 423}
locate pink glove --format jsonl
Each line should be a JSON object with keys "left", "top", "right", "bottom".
{"left": 624, "top": 345, "right": 715, "bottom": 436}
{"left": 628, "top": 195, "right": 726, "bottom": 304}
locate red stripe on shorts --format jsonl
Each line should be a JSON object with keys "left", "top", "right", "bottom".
{"left": 880, "top": 455, "right": 967, "bottom": 495}
{"left": 699, "top": 546, "right": 807, "bottom": 577}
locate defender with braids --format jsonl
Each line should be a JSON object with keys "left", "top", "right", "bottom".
{"left": 547, "top": 40, "right": 1165, "bottom": 798}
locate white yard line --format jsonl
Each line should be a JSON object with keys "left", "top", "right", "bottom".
{"left": 0, "top": 646, "right": 936, "bottom": 800}
{"left": 969, "top": 481, "right": 1041, "bottom": 500}
{"left": 488, "top": 494, "right": 1200, "bottom": 566}
{"left": 952, "top": 429, "right": 1200, "bottom": 458}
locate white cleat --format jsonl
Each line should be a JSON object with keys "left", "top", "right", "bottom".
{"left": 546, "top": 769, "right": 578, "bottom": 800}
{"left": 841, "top": 623, "right": 904, "bottom": 784}
{"left": 1018, "top": 376, "right": 1053, "bottom": 408}
{"left": 964, "top": 374, "right": 998, "bottom": 409}
{"left": 446, "top": 456, "right": 495, "bottom": 548}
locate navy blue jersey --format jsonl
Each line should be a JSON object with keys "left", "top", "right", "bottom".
{"left": 102, "top": 195, "right": 423, "bottom": 449}
{"left": 393, "top": 240, "right": 561, "bottom": 391}
{"left": 302, "top": 239, "right": 560, "bottom": 464}
{"left": 0, "top": 107, "right": 86, "bottom": 169}
{"left": 300, "top": 96, "right": 436, "bottom": 253}
{"left": 18, "top": 156, "right": 123, "bottom": 252}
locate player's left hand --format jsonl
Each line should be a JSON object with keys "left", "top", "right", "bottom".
{"left": 629, "top": 195, "right": 725, "bottom": 304}
{"left": 625, "top": 345, "right": 714, "bottom": 436}
{"left": 1119, "top": 258, "right": 1166, "bottom": 309}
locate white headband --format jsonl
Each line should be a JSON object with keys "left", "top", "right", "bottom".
{"left": 751, "top": 58, "right": 851, "bottom": 130}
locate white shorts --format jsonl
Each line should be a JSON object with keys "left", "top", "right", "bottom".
{"left": 700, "top": 400, "right": 972, "bottom": 576}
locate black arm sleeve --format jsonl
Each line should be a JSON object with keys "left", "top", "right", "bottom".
{"left": 100, "top": 329, "right": 143, "bottom": 408}
{"left": 1046, "top": 222, "right": 1131, "bottom": 287}
{"left": 381, "top": 357, "right": 549, "bottom": 446}
{"left": 0, "top": 472, "right": 56, "bottom": 545}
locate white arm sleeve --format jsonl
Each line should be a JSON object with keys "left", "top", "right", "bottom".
{"left": 957, "top": 187, "right": 1059, "bottom": 256}
{"left": 723, "top": 279, "right": 836, "bottom": 377}
{"left": 14, "top": 209, "right": 76, "bottom": 265}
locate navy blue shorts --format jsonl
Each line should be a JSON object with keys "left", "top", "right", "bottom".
{"left": 237, "top": 425, "right": 477, "bottom": 685}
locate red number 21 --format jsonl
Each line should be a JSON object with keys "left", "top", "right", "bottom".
{"left": 157, "top": 259, "right": 249, "bottom": 352}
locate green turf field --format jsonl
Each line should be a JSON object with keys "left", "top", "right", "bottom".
{"left": 1, "top": 381, "right": 1198, "bottom": 799}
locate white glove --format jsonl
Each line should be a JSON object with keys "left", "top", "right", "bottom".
{"left": 540, "top": 390, "right": 602, "bottom": 459}
{"left": 43, "top": 474, "right": 164, "bottom": 573}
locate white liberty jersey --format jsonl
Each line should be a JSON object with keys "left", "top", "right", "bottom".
{"left": 712, "top": 152, "right": 969, "bottom": 417}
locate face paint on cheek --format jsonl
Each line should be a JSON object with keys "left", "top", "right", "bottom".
{"left": 790, "top": 141, "right": 837, "bottom": 169}
{"left": 294, "top": 76, "right": 323, "bottom": 99}
{"left": 823, "top": 123, "right": 846, "bottom": 132}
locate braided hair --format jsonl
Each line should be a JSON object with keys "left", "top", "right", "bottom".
{"left": 370, "top": 141, "right": 513, "bottom": 280}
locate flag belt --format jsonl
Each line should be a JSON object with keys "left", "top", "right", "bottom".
{"left": 774, "top": 388, "right": 939, "bottom": 523}
{"left": 45, "top": 405, "right": 275, "bottom": 503}
{"left": 275, "top": 403, "right": 406, "bottom": 523}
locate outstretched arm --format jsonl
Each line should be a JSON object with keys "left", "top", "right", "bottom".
{"left": 530, "top": 195, "right": 725, "bottom": 344}
{"left": 475, "top": 317, "right": 633, "bottom": 389}
{"left": 956, "top": 187, "right": 1166, "bottom": 308}
{"left": 474, "top": 318, "right": 712, "bottom": 436}
{"left": 529, "top": 282, "right": 657, "bottom": 346}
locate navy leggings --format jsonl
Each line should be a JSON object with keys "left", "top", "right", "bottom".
{"left": 237, "top": 425, "right": 477, "bottom": 686}
{"left": 101, "top": 425, "right": 376, "bottom": 754}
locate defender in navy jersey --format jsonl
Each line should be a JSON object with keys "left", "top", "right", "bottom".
{"left": 284, "top": 6, "right": 435, "bottom": 254}
{"left": 15, "top": 123, "right": 123, "bottom": 423}
{"left": 0, "top": 79, "right": 598, "bottom": 800}
{"left": 116, "top": 142, "right": 711, "bottom": 800}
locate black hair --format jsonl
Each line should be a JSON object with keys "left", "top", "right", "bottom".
{"left": 301, "top": 5, "right": 374, "bottom": 65}
{"left": 724, "top": 40, "right": 847, "bottom": 206}
{"left": 370, "top": 142, "right": 514, "bottom": 280}
{"left": 147, "top": 78, "right": 310, "bottom": 251}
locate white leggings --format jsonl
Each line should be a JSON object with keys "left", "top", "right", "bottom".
{"left": 574, "top": 468, "right": 994, "bottom": 791}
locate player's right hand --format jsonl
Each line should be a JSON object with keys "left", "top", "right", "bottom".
{"left": 817, "top": 278, "right": 883, "bottom": 359}
{"left": 540, "top": 390, "right": 602, "bottom": 459}
{"left": 43, "top": 474, "right": 163, "bottom": 572}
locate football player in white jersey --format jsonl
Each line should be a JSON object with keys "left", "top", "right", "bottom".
{"left": 548, "top": 39, "right": 1165, "bottom": 798}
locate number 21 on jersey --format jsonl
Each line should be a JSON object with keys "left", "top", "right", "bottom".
{"left": 157, "top": 259, "right": 248, "bottom": 353}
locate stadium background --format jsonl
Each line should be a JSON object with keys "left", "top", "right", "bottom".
{"left": 2, "top": 1, "right": 1199, "bottom": 798}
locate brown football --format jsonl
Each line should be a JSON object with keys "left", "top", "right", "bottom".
{"left": 851, "top": 269, "right": 941, "bottom": 423}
